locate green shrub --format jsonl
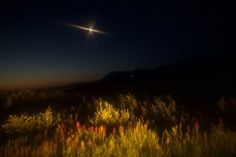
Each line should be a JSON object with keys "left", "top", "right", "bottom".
{"left": 1, "top": 106, "right": 60, "bottom": 133}
{"left": 90, "top": 99, "right": 134, "bottom": 126}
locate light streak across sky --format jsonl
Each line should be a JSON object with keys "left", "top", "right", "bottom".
{"left": 65, "top": 23, "right": 109, "bottom": 35}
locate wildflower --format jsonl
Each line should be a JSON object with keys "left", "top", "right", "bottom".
{"left": 57, "top": 122, "right": 66, "bottom": 137}
{"left": 71, "top": 134, "right": 76, "bottom": 139}
{"left": 195, "top": 120, "right": 200, "bottom": 131}
{"left": 112, "top": 127, "right": 116, "bottom": 135}
{"left": 94, "top": 126, "right": 98, "bottom": 133}
{"left": 76, "top": 121, "right": 81, "bottom": 133}
{"left": 99, "top": 125, "right": 106, "bottom": 140}
{"left": 66, "top": 137, "right": 72, "bottom": 144}
{"left": 119, "top": 125, "right": 124, "bottom": 134}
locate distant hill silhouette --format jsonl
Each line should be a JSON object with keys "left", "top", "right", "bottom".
{"left": 63, "top": 55, "right": 236, "bottom": 109}
{"left": 101, "top": 56, "right": 235, "bottom": 91}
{"left": 104, "top": 56, "right": 233, "bottom": 79}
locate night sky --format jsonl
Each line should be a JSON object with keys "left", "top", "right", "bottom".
{"left": 0, "top": 0, "right": 234, "bottom": 89}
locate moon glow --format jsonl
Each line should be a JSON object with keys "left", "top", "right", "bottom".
{"left": 65, "top": 23, "right": 108, "bottom": 35}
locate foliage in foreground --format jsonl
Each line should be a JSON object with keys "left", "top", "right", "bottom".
{"left": 0, "top": 93, "right": 236, "bottom": 157}
{"left": 1, "top": 120, "right": 236, "bottom": 157}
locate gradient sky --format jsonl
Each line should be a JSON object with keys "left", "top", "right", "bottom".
{"left": 0, "top": 0, "right": 234, "bottom": 89}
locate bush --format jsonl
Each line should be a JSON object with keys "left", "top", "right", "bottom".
{"left": 1, "top": 107, "right": 60, "bottom": 133}
{"left": 90, "top": 99, "right": 134, "bottom": 126}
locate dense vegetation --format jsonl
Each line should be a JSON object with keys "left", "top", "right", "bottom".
{"left": 0, "top": 89, "right": 236, "bottom": 157}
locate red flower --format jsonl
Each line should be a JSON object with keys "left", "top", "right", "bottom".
{"left": 112, "top": 127, "right": 116, "bottom": 135}
{"left": 99, "top": 125, "right": 106, "bottom": 140}
{"left": 76, "top": 121, "right": 81, "bottom": 133}
{"left": 119, "top": 126, "right": 124, "bottom": 134}
{"left": 195, "top": 121, "right": 200, "bottom": 131}
{"left": 57, "top": 122, "right": 66, "bottom": 138}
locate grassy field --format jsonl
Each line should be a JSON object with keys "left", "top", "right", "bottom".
{"left": 0, "top": 89, "right": 236, "bottom": 157}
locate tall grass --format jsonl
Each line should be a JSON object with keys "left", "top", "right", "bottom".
{"left": 1, "top": 120, "right": 235, "bottom": 157}
{"left": 0, "top": 92, "right": 236, "bottom": 157}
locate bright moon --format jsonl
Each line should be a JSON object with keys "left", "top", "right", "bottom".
{"left": 65, "top": 23, "right": 108, "bottom": 35}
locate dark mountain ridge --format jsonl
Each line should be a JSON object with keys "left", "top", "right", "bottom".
{"left": 64, "top": 55, "right": 236, "bottom": 108}
{"left": 102, "top": 56, "right": 235, "bottom": 83}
